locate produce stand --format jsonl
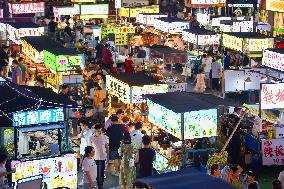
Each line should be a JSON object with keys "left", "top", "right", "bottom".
{"left": 0, "top": 80, "right": 79, "bottom": 189}
{"left": 135, "top": 168, "right": 237, "bottom": 189}
{"left": 43, "top": 47, "right": 85, "bottom": 92}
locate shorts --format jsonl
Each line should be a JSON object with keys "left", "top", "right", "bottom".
{"left": 109, "top": 150, "right": 119, "bottom": 160}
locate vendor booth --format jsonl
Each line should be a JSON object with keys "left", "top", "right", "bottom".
{"left": 43, "top": 48, "right": 85, "bottom": 92}
{"left": 0, "top": 80, "right": 78, "bottom": 189}
{"left": 22, "top": 36, "right": 63, "bottom": 64}
{"left": 0, "top": 22, "right": 44, "bottom": 45}
{"left": 106, "top": 72, "right": 168, "bottom": 104}
{"left": 146, "top": 92, "right": 234, "bottom": 172}
{"left": 53, "top": 4, "right": 80, "bottom": 28}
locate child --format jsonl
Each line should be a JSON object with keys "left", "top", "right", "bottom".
{"left": 194, "top": 69, "right": 206, "bottom": 93}
{"left": 82, "top": 146, "right": 97, "bottom": 189}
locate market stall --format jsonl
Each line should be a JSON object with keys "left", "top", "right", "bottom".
{"left": 21, "top": 36, "right": 63, "bottom": 64}
{"left": 0, "top": 22, "right": 44, "bottom": 52}
{"left": 0, "top": 80, "right": 78, "bottom": 189}
{"left": 106, "top": 72, "right": 168, "bottom": 104}
{"left": 146, "top": 92, "right": 234, "bottom": 171}
{"left": 53, "top": 4, "right": 80, "bottom": 28}
{"left": 43, "top": 47, "right": 85, "bottom": 92}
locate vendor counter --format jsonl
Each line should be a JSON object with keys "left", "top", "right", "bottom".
{"left": 11, "top": 153, "right": 77, "bottom": 189}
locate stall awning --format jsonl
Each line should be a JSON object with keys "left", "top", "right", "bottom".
{"left": 22, "top": 36, "right": 63, "bottom": 51}
{"left": 136, "top": 168, "right": 237, "bottom": 189}
{"left": 110, "top": 72, "right": 164, "bottom": 86}
{"left": 46, "top": 48, "right": 81, "bottom": 56}
{"left": 3, "top": 22, "right": 41, "bottom": 29}
{"left": 146, "top": 92, "right": 236, "bottom": 113}
{"left": 148, "top": 45, "right": 183, "bottom": 54}
{"left": 183, "top": 27, "right": 215, "bottom": 35}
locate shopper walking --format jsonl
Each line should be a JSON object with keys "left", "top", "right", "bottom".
{"left": 135, "top": 135, "right": 155, "bottom": 178}
{"left": 79, "top": 120, "right": 93, "bottom": 167}
{"left": 90, "top": 125, "right": 109, "bottom": 189}
{"left": 18, "top": 57, "right": 27, "bottom": 85}
{"left": 119, "top": 133, "right": 136, "bottom": 189}
{"left": 124, "top": 53, "right": 135, "bottom": 74}
{"left": 194, "top": 69, "right": 206, "bottom": 93}
{"left": 93, "top": 83, "right": 104, "bottom": 118}
{"left": 82, "top": 146, "right": 97, "bottom": 189}
{"left": 130, "top": 122, "right": 144, "bottom": 153}
{"left": 106, "top": 116, "right": 124, "bottom": 176}
{"left": 11, "top": 60, "right": 22, "bottom": 85}
{"left": 0, "top": 45, "right": 9, "bottom": 77}
{"left": 211, "top": 58, "right": 222, "bottom": 94}
{"left": 102, "top": 44, "right": 114, "bottom": 70}
{"left": 48, "top": 17, "right": 58, "bottom": 40}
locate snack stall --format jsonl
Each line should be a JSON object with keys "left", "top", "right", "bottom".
{"left": 21, "top": 36, "right": 63, "bottom": 65}
{"left": 146, "top": 92, "right": 229, "bottom": 172}
{"left": 0, "top": 22, "right": 44, "bottom": 52}
{"left": 0, "top": 80, "right": 78, "bottom": 189}
{"left": 43, "top": 48, "right": 85, "bottom": 92}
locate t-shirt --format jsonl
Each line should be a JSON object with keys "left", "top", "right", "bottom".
{"left": 82, "top": 157, "right": 97, "bottom": 184}
{"left": 64, "top": 26, "right": 72, "bottom": 37}
{"left": 211, "top": 61, "right": 222, "bottom": 79}
{"left": 95, "top": 44, "right": 104, "bottom": 58}
{"left": 137, "top": 49, "right": 146, "bottom": 58}
{"left": 48, "top": 21, "right": 57, "bottom": 32}
{"left": 90, "top": 134, "right": 109, "bottom": 160}
{"left": 18, "top": 63, "right": 26, "bottom": 81}
{"left": 130, "top": 130, "right": 143, "bottom": 151}
{"left": 0, "top": 49, "right": 8, "bottom": 68}
{"left": 138, "top": 148, "right": 155, "bottom": 177}
{"left": 12, "top": 66, "right": 21, "bottom": 84}
{"left": 106, "top": 124, "right": 124, "bottom": 151}
{"left": 80, "top": 130, "right": 93, "bottom": 155}
{"left": 0, "top": 165, "right": 8, "bottom": 189}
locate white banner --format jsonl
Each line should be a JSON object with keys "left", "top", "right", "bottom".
{"left": 261, "top": 83, "right": 284, "bottom": 109}
{"left": 9, "top": 2, "right": 45, "bottom": 14}
{"left": 80, "top": 4, "right": 109, "bottom": 15}
{"left": 262, "top": 139, "right": 284, "bottom": 165}
{"left": 262, "top": 49, "right": 284, "bottom": 72}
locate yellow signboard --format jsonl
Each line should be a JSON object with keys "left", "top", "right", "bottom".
{"left": 119, "top": 6, "right": 159, "bottom": 18}
{"left": 222, "top": 33, "right": 243, "bottom": 51}
{"left": 115, "top": 27, "right": 136, "bottom": 34}
{"left": 266, "top": 0, "right": 284, "bottom": 12}
{"left": 115, "top": 33, "right": 128, "bottom": 45}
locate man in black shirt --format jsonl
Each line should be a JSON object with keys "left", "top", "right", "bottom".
{"left": 95, "top": 42, "right": 104, "bottom": 60}
{"left": 137, "top": 46, "right": 146, "bottom": 58}
{"left": 106, "top": 115, "right": 124, "bottom": 176}
{"left": 48, "top": 17, "right": 58, "bottom": 40}
{"left": 0, "top": 45, "right": 9, "bottom": 77}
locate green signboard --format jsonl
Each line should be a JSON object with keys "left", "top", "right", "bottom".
{"left": 44, "top": 50, "right": 84, "bottom": 72}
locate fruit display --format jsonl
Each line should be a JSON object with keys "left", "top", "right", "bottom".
{"left": 206, "top": 151, "right": 228, "bottom": 169}
{"left": 167, "top": 150, "right": 183, "bottom": 170}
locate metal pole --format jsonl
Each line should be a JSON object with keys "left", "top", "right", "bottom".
{"left": 181, "top": 113, "right": 185, "bottom": 146}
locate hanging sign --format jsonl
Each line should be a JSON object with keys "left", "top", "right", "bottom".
{"left": 266, "top": 0, "right": 284, "bottom": 12}
{"left": 115, "top": 0, "right": 122, "bottom": 9}
{"left": 115, "top": 33, "right": 128, "bottom": 45}
{"left": 106, "top": 75, "right": 131, "bottom": 104}
{"left": 13, "top": 108, "right": 64, "bottom": 126}
{"left": 261, "top": 83, "right": 284, "bottom": 110}
{"left": 262, "top": 139, "right": 284, "bottom": 165}
{"left": 7, "top": 25, "right": 44, "bottom": 45}
{"left": 80, "top": 4, "right": 109, "bottom": 15}
{"left": 8, "top": 2, "right": 45, "bottom": 14}
{"left": 115, "top": 27, "right": 136, "bottom": 34}
{"left": 243, "top": 38, "right": 274, "bottom": 52}
{"left": 0, "top": 9, "right": 3, "bottom": 18}
{"left": 132, "top": 84, "right": 168, "bottom": 103}
{"left": 53, "top": 5, "right": 80, "bottom": 17}
{"left": 222, "top": 33, "right": 243, "bottom": 51}
{"left": 262, "top": 49, "right": 284, "bottom": 72}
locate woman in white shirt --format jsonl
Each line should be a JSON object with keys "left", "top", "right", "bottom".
{"left": 83, "top": 146, "right": 97, "bottom": 189}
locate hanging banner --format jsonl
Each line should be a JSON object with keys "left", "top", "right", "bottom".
{"left": 8, "top": 2, "right": 45, "bottom": 14}
{"left": 261, "top": 83, "right": 284, "bottom": 110}
{"left": 80, "top": 4, "right": 109, "bottom": 15}
{"left": 222, "top": 33, "right": 243, "bottom": 51}
{"left": 115, "top": 27, "right": 136, "bottom": 34}
{"left": 243, "top": 38, "right": 274, "bottom": 52}
{"left": 262, "top": 139, "right": 284, "bottom": 165}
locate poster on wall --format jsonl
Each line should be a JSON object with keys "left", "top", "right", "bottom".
{"left": 147, "top": 99, "right": 182, "bottom": 139}
{"left": 106, "top": 75, "right": 131, "bottom": 104}
{"left": 8, "top": 2, "right": 45, "bottom": 14}
{"left": 261, "top": 83, "right": 284, "bottom": 110}
{"left": 262, "top": 49, "right": 284, "bottom": 72}
{"left": 184, "top": 109, "right": 218, "bottom": 139}
{"left": 11, "top": 154, "right": 77, "bottom": 189}
{"left": 262, "top": 139, "right": 284, "bottom": 165}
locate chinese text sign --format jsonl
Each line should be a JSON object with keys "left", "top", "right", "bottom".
{"left": 262, "top": 50, "right": 284, "bottom": 72}
{"left": 261, "top": 83, "right": 284, "bottom": 110}
{"left": 13, "top": 108, "right": 64, "bottom": 126}
{"left": 106, "top": 75, "right": 131, "bottom": 104}
{"left": 262, "top": 139, "right": 284, "bottom": 165}
{"left": 9, "top": 2, "right": 45, "bottom": 14}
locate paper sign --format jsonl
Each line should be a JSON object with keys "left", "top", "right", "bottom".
{"left": 222, "top": 33, "right": 243, "bottom": 51}
{"left": 262, "top": 49, "right": 284, "bottom": 72}
{"left": 9, "top": 2, "right": 45, "bottom": 14}
{"left": 243, "top": 38, "right": 274, "bottom": 52}
{"left": 262, "top": 139, "right": 284, "bottom": 165}
{"left": 115, "top": 33, "right": 128, "bottom": 45}
{"left": 115, "top": 27, "right": 136, "bottom": 34}
{"left": 261, "top": 83, "right": 284, "bottom": 109}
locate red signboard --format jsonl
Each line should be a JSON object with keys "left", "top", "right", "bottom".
{"left": 262, "top": 139, "right": 284, "bottom": 165}
{"left": 9, "top": 2, "right": 45, "bottom": 15}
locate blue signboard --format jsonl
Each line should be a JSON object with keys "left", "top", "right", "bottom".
{"left": 13, "top": 108, "right": 64, "bottom": 126}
